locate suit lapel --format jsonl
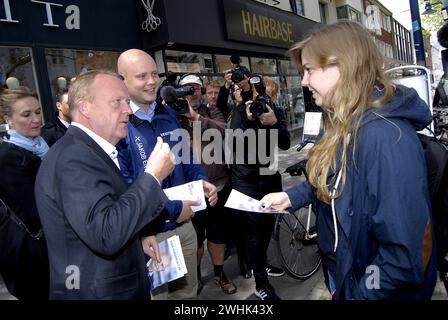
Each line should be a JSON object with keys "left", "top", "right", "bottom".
{"left": 66, "top": 126, "right": 127, "bottom": 189}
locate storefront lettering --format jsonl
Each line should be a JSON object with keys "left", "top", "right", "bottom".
{"left": 0, "top": 0, "right": 18, "bottom": 22}
{"left": 241, "top": 9, "right": 293, "bottom": 43}
{"left": 1, "top": 0, "right": 80, "bottom": 29}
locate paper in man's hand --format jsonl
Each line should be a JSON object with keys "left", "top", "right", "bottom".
{"left": 163, "top": 180, "right": 206, "bottom": 212}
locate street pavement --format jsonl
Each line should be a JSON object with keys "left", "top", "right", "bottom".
{"left": 1, "top": 142, "right": 447, "bottom": 300}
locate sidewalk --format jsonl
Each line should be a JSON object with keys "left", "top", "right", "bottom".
{"left": 197, "top": 144, "right": 447, "bottom": 300}
{"left": 0, "top": 144, "right": 446, "bottom": 300}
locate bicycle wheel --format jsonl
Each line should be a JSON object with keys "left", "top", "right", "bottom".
{"left": 274, "top": 206, "right": 321, "bottom": 280}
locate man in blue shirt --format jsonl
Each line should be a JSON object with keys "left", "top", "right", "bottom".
{"left": 117, "top": 49, "right": 217, "bottom": 300}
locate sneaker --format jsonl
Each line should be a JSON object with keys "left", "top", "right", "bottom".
{"left": 214, "top": 272, "right": 237, "bottom": 294}
{"left": 265, "top": 263, "right": 285, "bottom": 277}
{"left": 255, "top": 284, "right": 281, "bottom": 301}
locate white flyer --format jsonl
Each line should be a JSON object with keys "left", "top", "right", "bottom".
{"left": 303, "top": 112, "right": 322, "bottom": 138}
{"left": 163, "top": 180, "right": 206, "bottom": 212}
{"left": 224, "top": 189, "right": 288, "bottom": 214}
{"left": 146, "top": 235, "right": 188, "bottom": 290}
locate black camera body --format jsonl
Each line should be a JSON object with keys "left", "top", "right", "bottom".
{"left": 249, "top": 75, "right": 271, "bottom": 119}
{"left": 250, "top": 95, "right": 271, "bottom": 119}
{"left": 158, "top": 73, "right": 195, "bottom": 114}
{"left": 230, "top": 55, "right": 251, "bottom": 83}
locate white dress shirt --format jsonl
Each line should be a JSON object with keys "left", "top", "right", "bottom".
{"left": 71, "top": 122, "right": 121, "bottom": 169}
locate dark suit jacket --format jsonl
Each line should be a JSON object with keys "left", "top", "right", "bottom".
{"left": 35, "top": 126, "right": 167, "bottom": 300}
{"left": 41, "top": 116, "right": 68, "bottom": 147}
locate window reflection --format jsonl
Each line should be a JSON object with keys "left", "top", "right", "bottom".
{"left": 165, "top": 50, "right": 213, "bottom": 73}
{"left": 45, "top": 48, "right": 120, "bottom": 105}
{"left": 0, "top": 46, "right": 37, "bottom": 91}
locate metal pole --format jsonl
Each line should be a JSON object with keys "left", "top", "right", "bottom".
{"left": 409, "top": 0, "right": 426, "bottom": 65}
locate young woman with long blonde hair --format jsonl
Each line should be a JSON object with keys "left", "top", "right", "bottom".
{"left": 261, "top": 21, "right": 437, "bottom": 300}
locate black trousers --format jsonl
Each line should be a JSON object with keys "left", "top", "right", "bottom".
{"left": 231, "top": 171, "right": 282, "bottom": 289}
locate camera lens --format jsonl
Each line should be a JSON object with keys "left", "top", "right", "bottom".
{"left": 250, "top": 100, "right": 265, "bottom": 118}
{"left": 231, "top": 70, "right": 244, "bottom": 83}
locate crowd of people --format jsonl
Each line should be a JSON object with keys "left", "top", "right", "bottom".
{"left": 0, "top": 21, "right": 442, "bottom": 301}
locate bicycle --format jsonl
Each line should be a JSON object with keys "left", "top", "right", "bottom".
{"left": 272, "top": 140, "right": 322, "bottom": 280}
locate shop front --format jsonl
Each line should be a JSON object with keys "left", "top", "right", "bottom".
{"left": 0, "top": 0, "right": 142, "bottom": 123}
{"left": 1, "top": 0, "right": 317, "bottom": 141}
{"left": 139, "top": 0, "right": 318, "bottom": 142}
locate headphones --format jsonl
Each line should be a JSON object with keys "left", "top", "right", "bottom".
{"left": 177, "top": 73, "right": 206, "bottom": 95}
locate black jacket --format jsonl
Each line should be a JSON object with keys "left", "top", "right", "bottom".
{"left": 41, "top": 116, "right": 68, "bottom": 147}
{"left": 0, "top": 142, "right": 49, "bottom": 299}
{"left": 226, "top": 88, "right": 291, "bottom": 199}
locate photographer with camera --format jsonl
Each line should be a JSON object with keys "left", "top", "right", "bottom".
{"left": 222, "top": 59, "right": 291, "bottom": 300}
{"left": 117, "top": 49, "right": 218, "bottom": 300}
{"left": 175, "top": 75, "right": 237, "bottom": 295}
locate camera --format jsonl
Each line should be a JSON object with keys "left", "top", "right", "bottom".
{"left": 249, "top": 75, "right": 271, "bottom": 119}
{"left": 158, "top": 73, "right": 195, "bottom": 114}
{"left": 230, "top": 55, "right": 251, "bottom": 83}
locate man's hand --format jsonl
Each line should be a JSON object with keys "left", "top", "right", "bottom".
{"left": 224, "top": 69, "right": 233, "bottom": 89}
{"left": 141, "top": 235, "right": 160, "bottom": 262}
{"left": 186, "top": 104, "right": 200, "bottom": 122}
{"left": 203, "top": 181, "right": 218, "bottom": 206}
{"left": 145, "top": 137, "right": 175, "bottom": 182}
{"left": 245, "top": 101, "right": 254, "bottom": 121}
{"left": 176, "top": 199, "right": 201, "bottom": 223}
{"left": 259, "top": 105, "right": 278, "bottom": 126}
{"left": 260, "top": 192, "right": 292, "bottom": 212}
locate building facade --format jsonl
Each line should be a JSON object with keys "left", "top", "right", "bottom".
{"left": 0, "top": 0, "right": 416, "bottom": 142}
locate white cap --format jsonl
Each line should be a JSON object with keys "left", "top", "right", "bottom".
{"left": 179, "top": 74, "right": 202, "bottom": 86}
{"left": 6, "top": 77, "right": 20, "bottom": 90}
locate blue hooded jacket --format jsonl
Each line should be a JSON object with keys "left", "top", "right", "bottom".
{"left": 117, "top": 102, "right": 207, "bottom": 233}
{"left": 286, "top": 85, "right": 437, "bottom": 299}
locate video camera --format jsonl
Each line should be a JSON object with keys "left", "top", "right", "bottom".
{"left": 249, "top": 75, "right": 271, "bottom": 119}
{"left": 158, "top": 73, "right": 195, "bottom": 114}
{"left": 230, "top": 55, "right": 251, "bottom": 83}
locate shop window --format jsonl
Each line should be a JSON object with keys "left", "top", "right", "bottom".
{"left": 337, "top": 5, "right": 361, "bottom": 23}
{"left": 165, "top": 50, "right": 213, "bottom": 73}
{"left": 319, "top": 2, "right": 327, "bottom": 24}
{"left": 0, "top": 46, "right": 38, "bottom": 92}
{"left": 214, "top": 54, "right": 250, "bottom": 73}
{"left": 294, "top": 0, "right": 305, "bottom": 16}
{"left": 279, "top": 59, "right": 299, "bottom": 76}
{"left": 250, "top": 57, "right": 277, "bottom": 74}
{"left": 45, "top": 48, "right": 120, "bottom": 106}
{"left": 277, "top": 59, "right": 304, "bottom": 138}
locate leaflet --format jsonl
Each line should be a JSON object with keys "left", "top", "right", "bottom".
{"left": 163, "top": 180, "right": 206, "bottom": 212}
{"left": 146, "top": 235, "right": 188, "bottom": 290}
{"left": 224, "top": 189, "right": 288, "bottom": 214}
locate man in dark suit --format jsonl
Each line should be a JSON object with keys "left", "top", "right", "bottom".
{"left": 41, "top": 88, "right": 70, "bottom": 146}
{"left": 35, "top": 70, "right": 175, "bottom": 300}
